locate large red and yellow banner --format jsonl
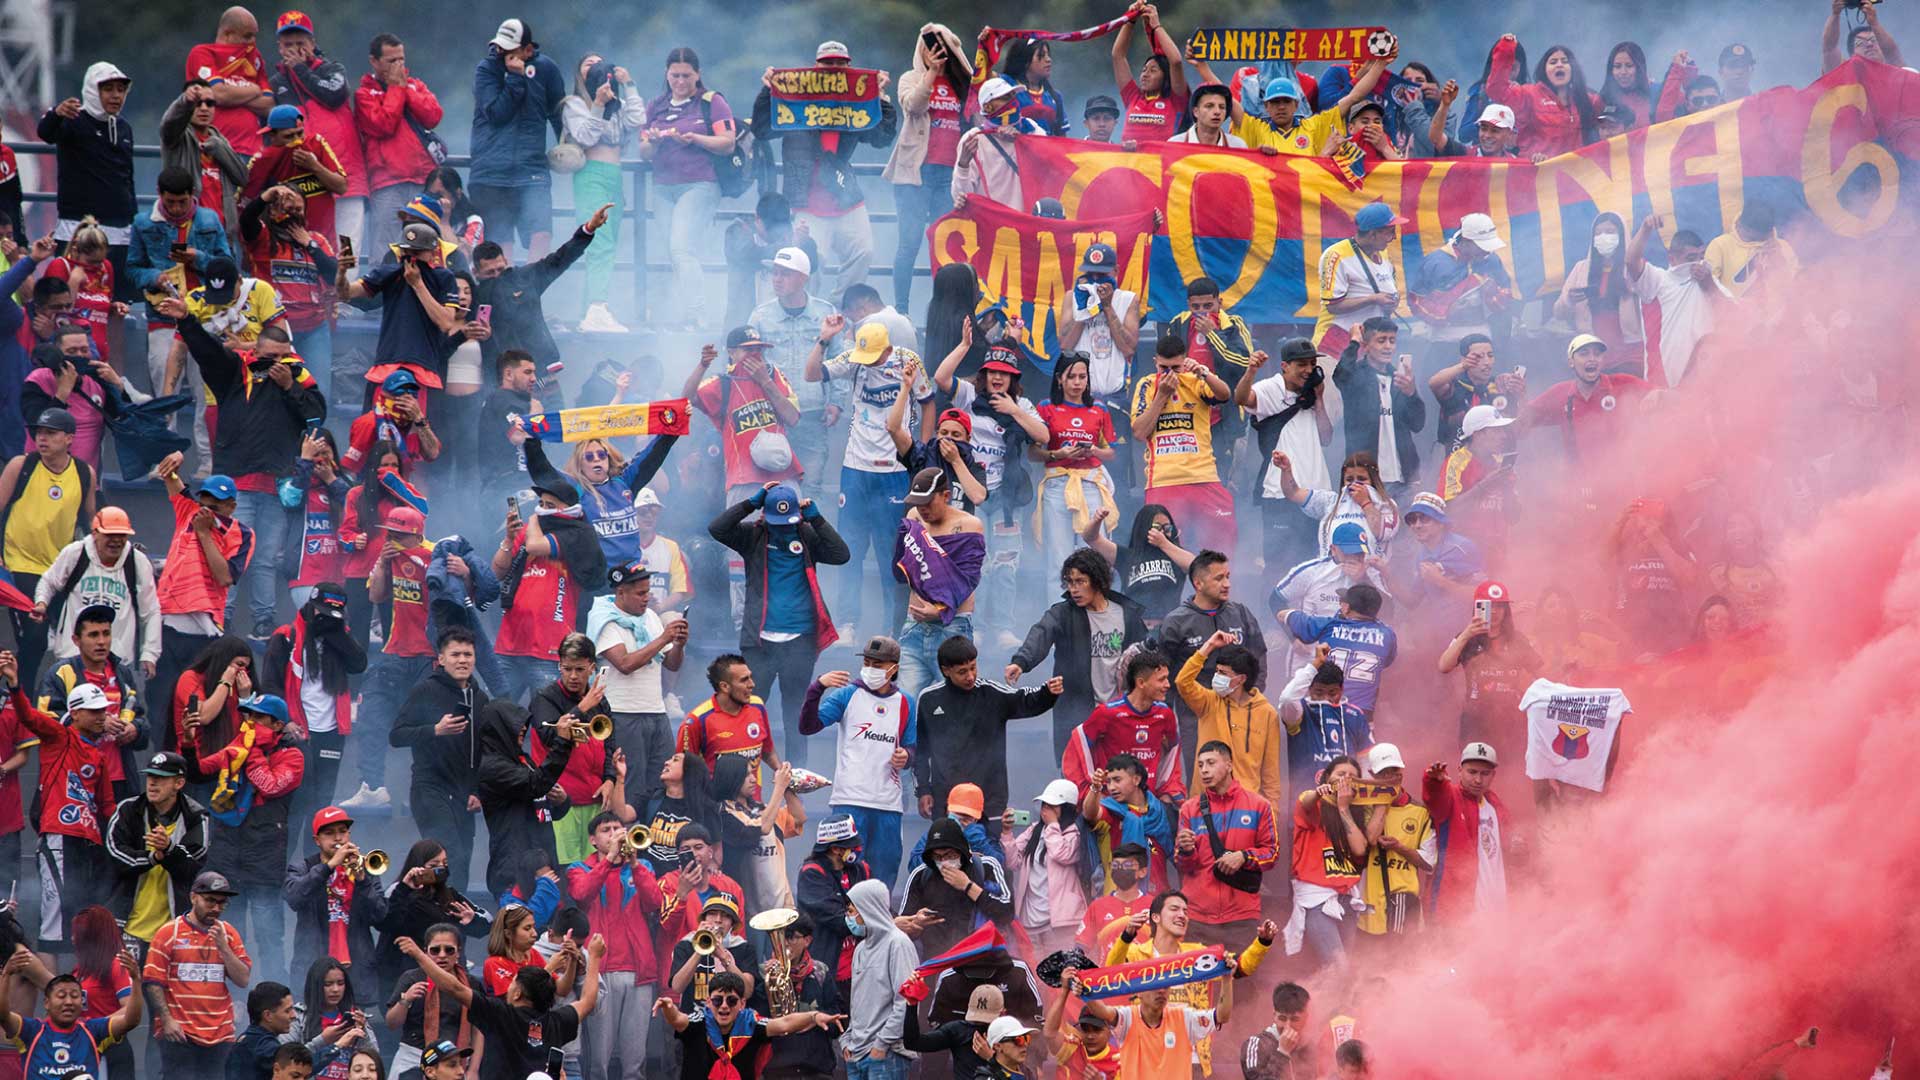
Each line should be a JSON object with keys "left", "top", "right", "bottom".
{"left": 932, "top": 58, "right": 1919, "bottom": 352}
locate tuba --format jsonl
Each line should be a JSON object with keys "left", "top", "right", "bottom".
{"left": 749, "top": 907, "right": 800, "bottom": 1016}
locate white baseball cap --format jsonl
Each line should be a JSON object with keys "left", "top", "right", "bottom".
{"left": 979, "top": 75, "right": 1019, "bottom": 104}
{"left": 1459, "top": 404, "right": 1515, "bottom": 439}
{"left": 767, "top": 246, "right": 812, "bottom": 276}
{"left": 1476, "top": 104, "right": 1516, "bottom": 130}
{"left": 1462, "top": 741, "right": 1499, "bottom": 766}
{"left": 490, "top": 18, "right": 530, "bottom": 51}
{"left": 1035, "top": 779, "right": 1080, "bottom": 807}
{"left": 987, "top": 1016, "right": 1036, "bottom": 1045}
{"left": 1456, "top": 213, "right": 1506, "bottom": 252}
{"left": 1367, "top": 743, "right": 1406, "bottom": 775}
{"left": 634, "top": 486, "right": 662, "bottom": 509}
{"left": 815, "top": 40, "right": 851, "bottom": 62}
{"left": 66, "top": 683, "right": 112, "bottom": 713}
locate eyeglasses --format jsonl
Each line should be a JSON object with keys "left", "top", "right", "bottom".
{"left": 200, "top": 896, "right": 230, "bottom": 908}
{"left": 582, "top": 451, "right": 609, "bottom": 462}
{"left": 709, "top": 994, "right": 741, "bottom": 1007}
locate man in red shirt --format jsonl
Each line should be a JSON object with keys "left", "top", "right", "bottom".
{"left": 1423, "top": 742, "right": 1512, "bottom": 922}
{"left": 151, "top": 451, "right": 252, "bottom": 767}
{"left": 1080, "top": 649, "right": 1186, "bottom": 800}
{"left": 2, "top": 651, "right": 114, "bottom": 955}
{"left": 240, "top": 105, "right": 349, "bottom": 244}
{"left": 1517, "top": 334, "right": 1652, "bottom": 464}
{"left": 185, "top": 6, "right": 276, "bottom": 157}
{"left": 358, "top": 505, "right": 435, "bottom": 805}
{"left": 39, "top": 604, "right": 148, "bottom": 801}
{"left": 683, "top": 329, "right": 804, "bottom": 503}
{"left": 240, "top": 184, "right": 343, "bottom": 387}
{"left": 342, "top": 368, "right": 438, "bottom": 478}
{"left": 1077, "top": 841, "right": 1151, "bottom": 954}
{"left": 566, "top": 811, "right": 662, "bottom": 1080}
{"left": 677, "top": 654, "right": 779, "bottom": 801}
{"left": 492, "top": 490, "right": 577, "bottom": 704}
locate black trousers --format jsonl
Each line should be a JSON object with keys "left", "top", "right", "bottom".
{"left": 743, "top": 635, "right": 820, "bottom": 770}
{"left": 159, "top": 1037, "right": 231, "bottom": 1080}
{"left": 411, "top": 780, "right": 478, "bottom": 893}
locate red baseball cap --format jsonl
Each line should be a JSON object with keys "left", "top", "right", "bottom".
{"left": 312, "top": 806, "right": 353, "bottom": 836}
{"left": 1473, "top": 580, "right": 1510, "bottom": 603}
{"left": 384, "top": 505, "right": 426, "bottom": 534}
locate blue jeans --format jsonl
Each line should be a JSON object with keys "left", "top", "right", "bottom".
{"left": 978, "top": 484, "right": 1026, "bottom": 639}
{"left": 838, "top": 805, "right": 903, "bottom": 895}
{"left": 358, "top": 652, "right": 432, "bottom": 788}
{"left": 230, "top": 489, "right": 290, "bottom": 634}
{"left": 1040, "top": 473, "right": 1107, "bottom": 582}
{"left": 232, "top": 882, "right": 286, "bottom": 986}
{"left": 836, "top": 467, "right": 909, "bottom": 634}
{"left": 890, "top": 166, "right": 954, "bottom": 310}
{"left": 291, "top": 323, "right": 333, "bottom": 412}
{"left": 1300, "top": 903, "right": 1356, "bottom": 972}
{"left": 494, "top": 653, "right": 557, "bottom": 706}
{"left": 897, "top": 615, "right": 971, "bottom": 700}
{"left": 655, "top": 181, "right": 720, "bottom": 324}
{"left": 845, "top": 1052, "right": 912, "bottom": 1080}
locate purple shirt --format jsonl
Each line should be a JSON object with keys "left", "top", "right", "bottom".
{"left": 646, "top": 91, "right": 733, "bottom": 186}
{"left": 892, "top": 518, "right": 984, "bottom": 623}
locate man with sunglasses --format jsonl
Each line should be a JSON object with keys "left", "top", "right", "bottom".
{"left": 143, "top": 870, "right": 254, "bottom": 1076}
{"left": 656, "top": 970, "right": 845, "bottom": 1080}
{"left": 982, "top": 1016, "right": 1037, "bottom": 1079}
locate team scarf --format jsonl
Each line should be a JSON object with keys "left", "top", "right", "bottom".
{"left": 207, "top": 719, "right": 260, "bottom": 821}
{"left": 893, "top": 518, "right": 985, "bottom": 624}
{"left": 701, "top": 1006, "right": 762, "bottom": 1080}
{"left": 898, "top": 923, "right": 1004, "bottom": 1002}
{"left": 1074, "top": 945, "right": 1230, "bottom": 1001}
{"left": 973, "top": 14, "right": 1135, "bottom": 86}
{"left": 1099, "top": 795, "right": 1175, "bottom": 860}
{"left": 325, "top": 864, "right": 355, "bottom": 964}
{"left": 377, "top": 467, "right": 429, "bottom": 516}
{"left": 520, "top": 399, "right": 691, "bottom": 443}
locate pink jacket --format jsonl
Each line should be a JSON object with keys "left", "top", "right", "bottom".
{"left": 1487, "top": 37, "right": 1604, "bottom": 158}
{"left": 1004, "top": 822, "right": 1089, "bottom": 932}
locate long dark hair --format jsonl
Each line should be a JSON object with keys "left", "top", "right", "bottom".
{"left": 1460, "top": 603, "right": 1528, "bottom": 665}
{"left": 1316, "top": 757, "right": 1369, "bottom": 869}
{"left": 1534, "top": 45, "right": 1599, "bottom": 145}
{"left": 924, "top": 262, "right": 982, "bottom": 364}
{"left": 72, "top": 905, "right": 120, "bottom": 982}
{"left": 663, "top": 46, "right": 707, "bottom": 95}
{"left": 300, "top": 586, "right": 357, "bottom": 697}
{"left": 1048, "top": 353, "right": 1093, "bottom": 406}
{"left": 1126, "top": 503, "right": 1176, "bottom": 551}
{"left": 1584, "top": 211, "right": 1628, "bottom": 306}
{"left": 1478, "top": 38, "right": 1528, "bottom": 86}
{"left": 920, "top": 25, "right": 972, "bottom": 93}
{"left": 184, "top": 635, "right": 253, "bottom": 746}
{"left": 1001, "top": 38, "right": 1054, "bottom": 93}
{"left": 1601, "top": 42, "right": 1649, "bottom": 106}
{"left": 708, "top": 755, "right": 755, "bottom": 808}
{"left": 300, "top": 957, "right": 352, "bottom": 1040}
{"left": 401, "top": 839, "right": 455, "bottom": 908}
{"left": 651, "top": 750, "right": 719, "bottom": 836}
{"left": 354, "top": 440, "right": 407, "bottom": 535}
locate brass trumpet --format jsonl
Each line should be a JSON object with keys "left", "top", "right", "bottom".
{"left": 621, "top": 824, "right": 652, "bottom": 857}
{"left": 542, "top": 714, "right": 613, "bottom": 742}
{"left": 692, "top": 927, "right": 718, "bottom": 956}
{"left": 361, "top": 850, "right": 391, "bottom": 876}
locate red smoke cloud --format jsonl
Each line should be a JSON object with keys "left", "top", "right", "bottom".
{"left": 1363, "top": 251, "right": 1918, "bottom": 1078}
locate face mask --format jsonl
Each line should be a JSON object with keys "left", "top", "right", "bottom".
{"left": 1110, "top": 866, "right": 1139, "bottom": 889}
{"left": 1593, "top": 233, "right": 1621, "bottom": 256}
{"left": 1209, "top": 673, "right": 1236, "bottom": 695}
{"left": 935, "top": 854, "right": 962, "bottom": 873}
{"left": 845, "top": 915, "right": 868, "bottom": 938}
{"left": 859, "top": 666, "right": 890, "bottom": 691}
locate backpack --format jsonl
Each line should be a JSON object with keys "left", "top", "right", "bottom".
{"left": 0, "top": 453, "right": 92, "bottom": 552}
{"left": 45, "top": 540, "right": 145, "bottom": 649}
{"left": 699, "top": 91, "right": 752, "bottom": 198}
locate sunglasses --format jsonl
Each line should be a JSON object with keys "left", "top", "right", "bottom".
{"left": 709, "top": 993, "right": 741, "bottom": 1007}
{"left": 427, "top": 946, "right": 459, "bottom": 956}
{"left": 582, "top": 450, "right": 609, "bottom": 462}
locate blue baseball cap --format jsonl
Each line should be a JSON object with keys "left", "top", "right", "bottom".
{"left": 381, "top": 368, "right": 421, "bottom": 394}
{"left": 1330, "top": 522, "right": 1370, "bottom": 555}
{"left": 262, "top": 104, "right": 303, "bottom": 132}
{"left": 1262, "top": 77, "right": 1303, "bottom": 102}
{"left": 764, "top": 484, "right": 803, "bottom": 526}
{"left": 1354, "top": 202, "right": 1407, "bottom": 233}
{"left": 199, "top": 475, "right": 238, "bottom": 501}
{"left": 238, "top": 694, "right": 291, "bottom": 726}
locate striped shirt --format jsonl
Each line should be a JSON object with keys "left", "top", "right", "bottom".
{"left": 142, "top": 916, "right": 248, "bottom": 1045}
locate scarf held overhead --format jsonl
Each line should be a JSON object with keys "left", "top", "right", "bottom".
{"left": 521, "top": 399, "right": 691, "bottom": 443}
{"left": 973, "top": 14, "right": 1135, "bottom": 85}
{"left": 1075, "top": 944, "right": 1231, "bottom": 1000}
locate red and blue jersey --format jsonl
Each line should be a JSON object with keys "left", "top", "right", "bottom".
{"left": 1282, "top": 612, "right": 1398, "bottom": 713}
{"left": 1284, "top": 699, "right": 1371, "bottom": 796}
{"left": 1081, "top": 696, "right": 1185, "bottom": 799}
{"left": 16, "top": 1016, "right": 113, "bottom": 1080}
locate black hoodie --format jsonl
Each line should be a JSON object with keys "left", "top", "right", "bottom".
{"left": 899, "top": 817, "right": 1015, "bottom": 959}
{"left": 474, "top": 699, "right": 572, "bottom": 896}
{"left": 388, "top": 670, "right": 488, "bottom": 793}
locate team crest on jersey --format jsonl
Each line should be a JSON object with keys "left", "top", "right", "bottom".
{"left": 1134, "top": 728, "right": 1149, "bottom": 744}
{"left": 1552, "top": 723, "right": 1593, "bottom": 760}
{"left": 746, "top": 723, "right": 762, "bottom": 739}
{"left": 47, "top": 485, "right": 63, "bottom": 501}
{"left": 526, "top": 1021, "right": 543, "bottom": 1047}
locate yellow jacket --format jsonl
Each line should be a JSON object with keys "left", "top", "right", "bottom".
{"left": 1175, "top": 650, "right": 1283, "bottom": 814}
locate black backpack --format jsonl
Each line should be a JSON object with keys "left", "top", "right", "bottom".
{"left": 0, "top": 453, "right": 93, "bottom": 553}
{"left": 700, "top": 91, "right": 752, "bottom": 198}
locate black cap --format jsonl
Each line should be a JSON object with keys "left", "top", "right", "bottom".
{"left": 1084, "top": 94, "right": 1120, "bottom": 117}
{"left": 142, "top": 751, "right": 189, "bottom": 777}
{"left": 33, "top": 407, "right": 77, "bottom": 435}
{"left": 201, "top": 257, "right": 239, "bottom": 304}
{"left": 1277, "top": 337, "right": 1318, "bottom": 363}
{"left": 726, "top": 326, "right": 771, "bottom": 350}
{"left": 607, "top": 558, "right": 648, "bottom": 588}
{"left": 191, "top": 870, "right": 238, "bottom": 896}
{"left": 1719, "top": 43, "right": 1755, "bottom": 67}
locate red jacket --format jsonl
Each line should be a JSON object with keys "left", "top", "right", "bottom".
{"left": 1486, "top": 37, "right": 1604, "bottom": 158}
{"left": 566, "top": 854, "right": 663, "bottom": 976}
{"left": 354, "top": 74, "right": 445, "bottom": 190}
{"left": 1422, "top": 774, "right": 1509, "bottom": 922}
{"left": 1174, "top": 780, "right": 1279, "bottom": 924}
{"left": 274, "top": 59, "right": 367, "bottom": 198}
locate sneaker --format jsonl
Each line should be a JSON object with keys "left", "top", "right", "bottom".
{"left": 996, "top": 630, "right": 1024, "bottom": 653}
{"left": 338, "top": 783, "right": 391, "bottom": 811}
{"left": 578, "top": 303, "right": 630, "bottom": 334}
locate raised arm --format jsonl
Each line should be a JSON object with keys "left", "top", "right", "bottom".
{"left": 1111, "top": 11, "right": 1139, "bottom": 90}
{"left": 1823, "top": 1, "right": 1847, "bottom": 71}
{"left": 1082, "top": 506, "right": 1119, "bottom": 563}
{"left": 931, "top": 319, "right": 972, "bottom": 394}
{"left": 395, "top": 937, "right": 473, "bottom": 1007}
{"left": 1625, "top": 213, "right": 1660, "bottom": 279}
{"left": 1334, "top": 57, "right": 1390, "bottom": 116}
{"left": 1429, "top": 80, "right": 1458, "bottom": 153}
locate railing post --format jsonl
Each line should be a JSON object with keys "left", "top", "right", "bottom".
{"left": 630, "top": 163, "right": 649, "bottom": 325}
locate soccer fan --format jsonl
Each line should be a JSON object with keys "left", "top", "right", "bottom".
{"left": 567, "top": 811, "right": 662, "bottom": 1080}
{"left": 144, "top": 870, "right": 254, "bottom": 1076}
{"left": 1130, "top": 335, "right": 1236, "bottom": 557}
{"left": 1276, "top": 646, "right": 1373, "bottom": 799}
{"left": 1277, "top": 583, "right": 1398, "bottom": 720}
{"left": 1286, "top": 757, "right": 1368, "bottom": 972}
{"left": 899, "top": 816, "right": 1014, "bottom": 959}
{"left": 1237, "top": 340, "right": 1334, "bottom": 570}
{"left": 104, "top": 751, "right": 210, "bottom": 944}
{"left": 1240, "top": 982, "right": 1319, "bottom": 1080}
{"left": 0, "top": 942, "right": 143, "bottom": 1080}
{"left": 187, "top": 8, "right": 275, "bottom": 156}
{"left": 1357, "top": 744, "right": 1436, "bottom": 942}
{"left": 388, "top": 627, "right": 488, "bottom": 890}
{"left": 1175, "top": 631, "right": 1281, "bottom": 813}
{"left": 1077, "top": 754, "right": 1176, "bottom": 895}
{"left": 1007, "top": 548, "right": 1150, "bottom": 760}
{"left": 1157, "top": 549, "right": 1267, "bottom": 761}
{"left": 395, "top": 930, "right": 607, "bottom": 1080}
{"left": 914, "top": 635, "right": 1060, "bottom": 822}
{"left": 678, "top": 653, "right": 780, "bottom": 801}
{"left": 798, "top": 638, "right": 915, "bottom": 888}
{"left": 1175, "top": 742, "right": 1279, "bottom": 951}
{"left": 1080, "top": 649, "right": 1185, "bottom": 802}
{"left": 1424, "top": 743, "right": 1513, "bottom": 919}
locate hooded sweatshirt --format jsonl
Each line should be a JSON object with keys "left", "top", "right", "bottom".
{"left": 883, "top": 22, "right": 974, "bottom": 185}
{"left": 844, "top": 878, "right": 918, "bottom": 1059}
{"left": 899, "top": 817, "right": 1015, "bottom": 959}
{"left": 37, "top": 62, "right": 137, "bottom": 231}
{"left": 474, "top": 699, "right": 572, "bottom": 896}
{"left": 37, "top": 534, "right": 160, "bottom": 669}
{"left": 389, "top": 669, "right": 489, "bottom": 793}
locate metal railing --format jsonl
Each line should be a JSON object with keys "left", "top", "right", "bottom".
{"left": 11, "top": 143, "right": 911, "bottom": 321}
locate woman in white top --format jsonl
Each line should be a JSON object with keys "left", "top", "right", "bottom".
{"left": 563, "top": 55, "right": 648, "bottom": 333}
{"left": 1553, "top": 212, "right": 1644, "bottom": 373}
{"left": 1167, "top": 84, "right": 1247, "bottom": 147}
{"left": 1276, "top": 450, "right": 1400, "bottom": 556}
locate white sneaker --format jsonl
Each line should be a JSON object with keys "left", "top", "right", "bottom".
{"left": 578, "top": 303, "right": 630, "bottom": 334}
{"left": 339, "top": 783, "right": 391, "bottom": 811}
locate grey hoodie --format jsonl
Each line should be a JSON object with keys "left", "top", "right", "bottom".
{"left": 844, "top": 878, "right": 918, "bottom": 1059}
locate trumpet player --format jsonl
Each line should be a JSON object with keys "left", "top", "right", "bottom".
{"left": 531, "top": 633, "right": 631, "bottom": 865}
{"left": 104, "top": 751, "right": 210, "bottom": 947}
{"left": 668, "top": 895, "right": 756, "bottom": 1012}
{"left": 566, "top": 812, "right": 663, "bottom": 1080}
{"left": 285, "top": 806, "right": 390, "bottom": 1010}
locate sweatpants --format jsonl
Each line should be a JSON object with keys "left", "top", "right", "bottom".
{"left": 742, "top": 636, "right": 819, "bottom": 770}
{"left": 581, "top": 970, "right": 653, "bottom": 1080}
